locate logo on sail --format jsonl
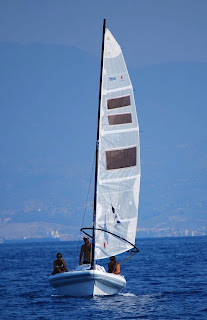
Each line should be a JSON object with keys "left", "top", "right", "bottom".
{"left": 112, "top": 206, "right": 121, "bottom": 224}
{"left": 109, "top": 76, "right": 116, "bottom": 81}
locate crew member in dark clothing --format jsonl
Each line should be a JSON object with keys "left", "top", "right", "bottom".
{"left": 108, "top": 256, "right": 121, "bottom": 274}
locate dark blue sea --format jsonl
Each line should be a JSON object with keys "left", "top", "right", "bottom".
{"left": 1, "top": 237, "right": 207, "bottom": 319}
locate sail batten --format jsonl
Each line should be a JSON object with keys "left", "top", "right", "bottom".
{"left": 95, "top": 27, "right": 140, "bottom": 260}
{"left": 101, "top": 128, "right": 139, "bottom": 135}
{"left": 99, "top": 174, "right": 139, "bottom": 184}
{"left": 102, "top": 85, "right": 132, "bottom": 95}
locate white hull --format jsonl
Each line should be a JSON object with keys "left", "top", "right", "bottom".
{"left": 49, "top": 265, "right": 126, "bottom": 297}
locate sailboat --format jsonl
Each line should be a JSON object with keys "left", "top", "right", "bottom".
{"left": 49, "top": 19, "right": 141, "bottom": 297}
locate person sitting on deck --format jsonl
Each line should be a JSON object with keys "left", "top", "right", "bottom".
{"left": 79, "top": 237, "right": 92, "bottom": 265}
{"left": 51, "top": 253, "right": 68, "bottom": 275}
{"left": 108, "top": 256, "right": 121, "bottom": 275}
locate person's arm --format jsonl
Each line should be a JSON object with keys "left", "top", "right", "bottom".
{"left": 114, "top": 263, "right": 121, "bottom": 274}
{"left": 62, "top": 259, "right": 68, "bottom": 272}
{"left": 90, "top": 243, "right": 92, "bottom": 262}
{"left": 79, "top": 246, "right": 83, "bottom": 265}
{"left": 51, "top": 260, "right": 56, "bottom": 274}
{"left": 108, "top": 262, "right": 113, "bottom": 273}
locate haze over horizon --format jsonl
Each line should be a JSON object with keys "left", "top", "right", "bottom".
{"left": 0, "top": 1, "right": 207, "bottom": 240}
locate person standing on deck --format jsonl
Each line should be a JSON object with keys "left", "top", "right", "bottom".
{"left": 79, "top": 237, "right": 92, "bottom": 265}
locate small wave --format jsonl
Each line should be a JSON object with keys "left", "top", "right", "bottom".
{"left": 119, "top": 292, "right": 137, "bottom": 297}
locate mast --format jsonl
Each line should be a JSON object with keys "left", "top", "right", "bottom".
{"left": 91, "top": 19, "right": 106, "bottom": 270}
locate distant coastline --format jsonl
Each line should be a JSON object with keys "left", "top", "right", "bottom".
{"left": 1, "top": 232, "right": 207, "bottom": 244}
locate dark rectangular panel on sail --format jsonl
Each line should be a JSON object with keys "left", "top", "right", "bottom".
{"left": 106, "top": 147, "right": 136, "bottom": 170}
{"left": 108, "top": 113, "right": 132, "bottom": 125}
{"left": 107, "top": 95, "right": 131, "bottom": 109}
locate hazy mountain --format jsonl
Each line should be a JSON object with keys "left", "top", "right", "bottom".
{"left": 0, "top": 43, "right": 206, "bottom": 240}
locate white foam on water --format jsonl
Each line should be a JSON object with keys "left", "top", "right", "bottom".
{"left": 119, "top": 292, "right": 137, "bottom": 297}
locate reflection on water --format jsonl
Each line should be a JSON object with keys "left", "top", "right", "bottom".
{"left": 91, "top": 292, "right": 163, "bottom": 319}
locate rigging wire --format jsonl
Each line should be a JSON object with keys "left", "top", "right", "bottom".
{"left": 75, "top": 151, "right": 96, "bottom": 262}
{"left": 119, "top": 250, "right": 137, "bottom": 267}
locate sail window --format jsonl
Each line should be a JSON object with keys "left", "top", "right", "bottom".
{"left": 106, "top": 147, "right": 136, "bottom": 170}
{"left": 107, "top": 95, "right": 131, "bottom": 109}
{"left": 108, "top": 113, "right": 132, "bottom": 125}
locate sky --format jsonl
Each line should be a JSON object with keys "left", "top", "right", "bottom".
{"left": 0, "top": 0, "right": 207, "bottom": 239}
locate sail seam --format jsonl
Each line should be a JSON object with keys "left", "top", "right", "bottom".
{"left": 99, "top": 174, "right": 139, "bottom": 184}
{"left": 101, "top": 127, "right": 139, "bottom": 135}
{"left": 102, "top": 85, "right": 132, "bottom": 95}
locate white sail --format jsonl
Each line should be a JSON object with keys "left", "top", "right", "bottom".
{"left": 95, "top": 29, "right": 141, "bottom": 260}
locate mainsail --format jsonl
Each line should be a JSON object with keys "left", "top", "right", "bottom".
{"left": 95, "top": 28, "right": 141, "bottom": 260}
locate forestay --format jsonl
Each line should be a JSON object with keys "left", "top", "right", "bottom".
{"left": 95, "top": 29, "right": 141, "bottom": 260}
